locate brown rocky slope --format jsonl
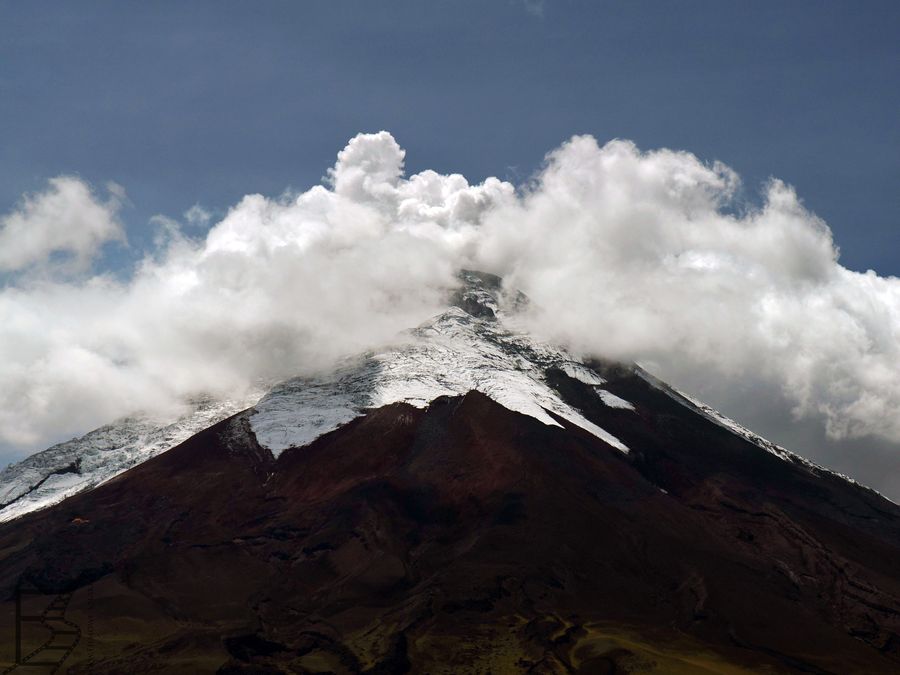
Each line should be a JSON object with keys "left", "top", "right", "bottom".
{"left": 0, "top": 362, "right": 899, "bottom": 673}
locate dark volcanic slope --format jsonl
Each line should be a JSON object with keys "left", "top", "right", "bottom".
{"left": 1, "top": 368, "right": 899, "bottom": 674}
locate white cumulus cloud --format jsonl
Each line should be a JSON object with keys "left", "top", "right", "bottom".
{"left": 0, "top": 176, "right": 125, "bottom": 273}
{"left": 0, "top": 132, "right": 898, "bottom": 496}
{"left": 0, "top": 132, "right": 510, "bottom": 450}
{"left": 475, "top": 136, "right": 900, "bottom": 444}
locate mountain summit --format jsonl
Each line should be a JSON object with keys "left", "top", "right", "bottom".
{"left": 0, "top": 271, "right": 898, "bottom": 673}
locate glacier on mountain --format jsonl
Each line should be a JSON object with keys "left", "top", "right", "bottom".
{"left": 0, "top": 396, "right": 257, "bottom": 523}
{"left": 250, "top": 273, "right": 632, "bottom": 457}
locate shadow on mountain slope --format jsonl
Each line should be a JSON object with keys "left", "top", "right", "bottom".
{"left": 0, "top": 375, "right": 898, "bottom": 673}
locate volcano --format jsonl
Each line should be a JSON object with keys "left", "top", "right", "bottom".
{"left": 0, "top": 272, "right": 898, "bottom": 674}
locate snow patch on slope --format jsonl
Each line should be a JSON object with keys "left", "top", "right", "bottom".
{"left": 635, "top": 367, "right": 803, "bottom": 463}
{"left": 0, "top": 395, "right": 258, "bottom": 523}
{"left": 595, "top": 388, "right": 636, "bottom": 411}
{"left": 251, "top": 305, "right": 630, "bottom": 456}
{"left": 561, "top": 363, "right": 607, "bottom": 386}
{"left": 633, "top": 366, "right": 897, "bottom": 504}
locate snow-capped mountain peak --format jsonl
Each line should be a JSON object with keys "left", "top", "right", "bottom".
{"left": 0, "top": 271, "right": 636, "bottom": 523}
{"left": 249, "top": 270, "right": 632, "bottom": 457}
{"left": 2, "top": 270, "right": 884, "bottom": 525}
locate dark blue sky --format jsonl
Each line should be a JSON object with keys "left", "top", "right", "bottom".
{"left": 1, "top": 0, "right": 897, "bottom": 274}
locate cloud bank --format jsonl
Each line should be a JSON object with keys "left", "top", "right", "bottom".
{"left": 476, "top": 136, "right": 900, "bottom": 443}
{"left": 1, "top": 132, "right": 898, "bottom": 474}
{"left": 0, "top": 177, "right": 125, "bottom": 273}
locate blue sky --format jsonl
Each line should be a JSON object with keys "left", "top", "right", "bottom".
{"left": 1, "top": 0, "right": 897, "bottom": 275}
{"left": 1, "top": 2, "right": 900, "bottom": 497}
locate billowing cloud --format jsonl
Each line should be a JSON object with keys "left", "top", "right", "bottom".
{"left": 1, "top": 132, "right": 898, "bottom": 488}
{"left": 475, "top": 136, "right": 900, "bottom": 444}
{"left": 0, "top": 177, "right": 125, "bottom": 273}
{"left": 0, "top": 133, "right": 511, "bottom": 449}
{"left": 184, "top": 204, "right": 212, "bottom": 228}
{"left": 519, "top": 0, "right": 545, "bottom": 18}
